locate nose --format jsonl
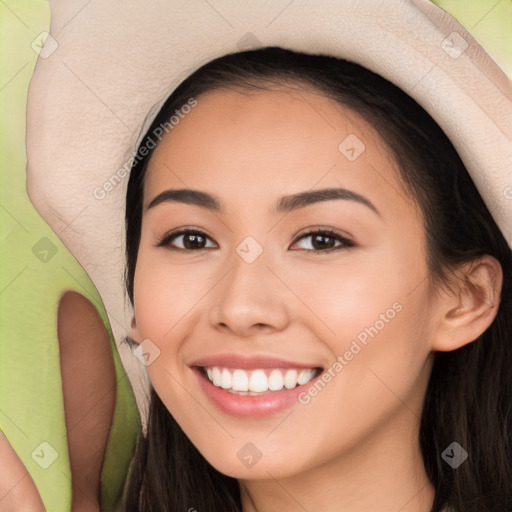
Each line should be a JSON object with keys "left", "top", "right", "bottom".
{"left": 209, "top": 242, "right": 290, "bottom": 338}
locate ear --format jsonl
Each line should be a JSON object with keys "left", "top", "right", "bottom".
{"left": 431, "top": 255, "right": 503, "bottom": 352}
{"left": 130, "top": 315, "right": 141, "bottom": 346}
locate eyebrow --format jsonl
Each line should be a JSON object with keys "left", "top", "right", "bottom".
{"left": 145, "top": 187, "right": 380, "bottom": 216}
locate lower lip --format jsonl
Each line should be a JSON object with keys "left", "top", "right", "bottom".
{"left": 192, "top": 367, "right": 321, "bottom": 419}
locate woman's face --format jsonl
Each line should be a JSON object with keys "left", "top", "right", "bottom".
{"left": 132, "top": 86, "right": 439, "bottom": 479}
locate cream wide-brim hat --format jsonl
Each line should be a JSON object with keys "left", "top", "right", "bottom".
{"left": 26, "top": 0, "right": 512, "bottom": 412}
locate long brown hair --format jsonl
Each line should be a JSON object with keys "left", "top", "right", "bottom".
{"left": 121, "top": 48, "right": 512, "bottom": 511}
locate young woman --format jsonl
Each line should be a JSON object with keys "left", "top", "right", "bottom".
{"left": 119, "top": 48, "right": 512, "bottom": 511}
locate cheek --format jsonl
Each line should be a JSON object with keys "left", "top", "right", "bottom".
{"left": 283, "top": 246, "right": 427, "bottom": 350}
{"left": 309, "top": 257, "right": 432, "bottom": 410}
{"left": 132, "top": 253, "right": 205, "bottom": 408}
{"left": 133, "top": 251, "right": 212, "bottom": 340}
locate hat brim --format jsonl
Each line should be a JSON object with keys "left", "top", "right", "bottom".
{"left": 25, "top": 0, "right": 512, "bottom": 406}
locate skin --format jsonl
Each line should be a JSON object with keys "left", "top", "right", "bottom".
{"left": 131, "top": 85, "right": 502, "bottom": 512}
{"left": 0, "top": 431, "right": 45, "bottom": 511}
{"left": 57, "top": 291, "right": 116, "bottom": 512}
{"left": 0, "top": 291, "right": 116, "bottom": 512}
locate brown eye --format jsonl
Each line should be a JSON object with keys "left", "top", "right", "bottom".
{"left": 292, "top": 229, "right": 354, "bottom": 253}
{"left": 156, "top": 229, "right": 216, "bottom": 251}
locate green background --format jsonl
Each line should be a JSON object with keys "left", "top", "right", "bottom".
{"left": 0, "top": 3, "right": 140, "bottom": 510}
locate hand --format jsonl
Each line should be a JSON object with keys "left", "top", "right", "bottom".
{"left": 0, "top": 430, "right": 45, "bottom": 511}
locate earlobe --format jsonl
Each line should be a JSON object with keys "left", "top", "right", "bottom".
{"left": 433, "top": 255, "right": 502, "bottom": 352}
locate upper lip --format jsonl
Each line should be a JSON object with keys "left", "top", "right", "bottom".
{"left": 191, "top": 353, "right": 323, "bottom": 370}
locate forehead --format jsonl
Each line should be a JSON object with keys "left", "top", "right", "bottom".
{"left": 143, "top": 86, "right": 412, "bottom": 216}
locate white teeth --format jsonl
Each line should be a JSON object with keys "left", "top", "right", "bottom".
{"left": 212, "top": 367, "right": 222, "bottom": 387}
{"left": 220, "top": 368, "right": 232, "bottom": 389}
{"left": 268, "top": 369, "right": 284, "bottom": 391}
{"left": 203, "top": 366, "right": 318, "bottom": 393}
{"left": 297, "top": 369, "right": 316, "bottom": 385}
{"left": 249, "top": 370, "right": 268, "bottom": 393}
{"left": 232, "top": 369, "right": 249, "bottom": 391}
{"left": 284, "top": 369, "right": 298, "bottom": 389}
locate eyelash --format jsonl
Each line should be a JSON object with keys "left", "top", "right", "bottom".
{"left": 156, "top": 227, "right": 355, "bottom": 254}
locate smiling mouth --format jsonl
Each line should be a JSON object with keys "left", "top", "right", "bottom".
{"left": 198, "top": 366, "right": 323, "bottom": 395}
